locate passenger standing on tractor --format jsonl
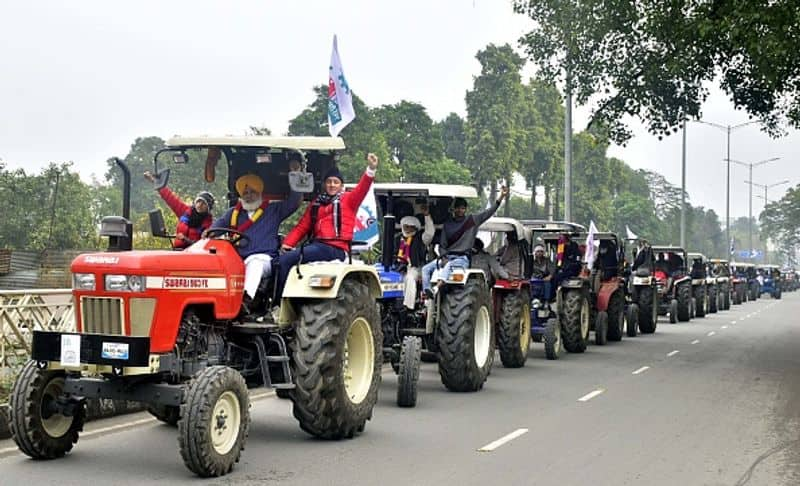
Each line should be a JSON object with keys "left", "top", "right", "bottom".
{"left": 395, "top": 211, "right": 434, "bottom": 310}
{"left": 210, "top": 159, "right": 302, "bottom": 311}
{"left": 421, "top": 187, "right": 509, "bottom": 298}
{"left": 276, "top": 153, "right": 380, "bottom": 301}
{"left": 143, "top": 171, "right": 214, "bottom": 250}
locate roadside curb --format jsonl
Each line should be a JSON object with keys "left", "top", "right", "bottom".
{"left": 0, "top": 399, "right": 144, "bottom": 441}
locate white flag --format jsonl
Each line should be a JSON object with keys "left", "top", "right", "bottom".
{"left": 625, "top": 225, "right": 638, "bottom": 240}
{"left": 352, "top": 188, "right": 379, "bottom": 251}
{"left": 584, "top": 220, "right": 600, "bottom": 268}
{"left": 327, "top": 35, "right": 355, "bottom": 137}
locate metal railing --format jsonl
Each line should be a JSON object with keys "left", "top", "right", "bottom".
{"left": 0, "top": 289, "right": 74, "bottom": 379}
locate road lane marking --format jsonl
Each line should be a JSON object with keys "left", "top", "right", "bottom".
{"left": 477, "top": 428, "right": 529, "bottom": 452}
{"left": 731, "top": 320, "right": 737, "bottom": 324}
{"left": 722, "top": 325, "right": 728, "bottom": 329}
{"left": 708, "top": 331, "right": 716, "bottom": 336}
{"left": 578, "top": 389, "right": 605, "bottom": 402}
{"left": 667, "top": 350, "right": 680, "bottom": 357}
{"left": 632, "top": 366, "right": 650, "bottom": 375}
{"left": 691, "top": 339, "right": 700, "bottom": 344}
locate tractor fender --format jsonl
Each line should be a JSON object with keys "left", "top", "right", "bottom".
{"left": 673, "top": 276, "right": 691, "bottom": 286}
{"left": 595, "top": 281, "right": 620, "bottom": 312}
{"left": 281, "top": 262, "right": 381, "bottom": 300}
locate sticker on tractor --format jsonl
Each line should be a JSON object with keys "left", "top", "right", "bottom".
{"left": 145, "top": 276, "right": 227, "bottom": 290}
{"left": 101, "top": 342, "right": 129, "bottom": 360}
{"left": 60, "top": 334, "right": 81, "bottom": 367}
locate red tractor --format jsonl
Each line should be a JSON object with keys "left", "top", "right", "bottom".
{"left": 583, "top": 231, "right": 630, "bottom": 344}
{"left": 8, "top": 137, "right": 383, "bottom": 477}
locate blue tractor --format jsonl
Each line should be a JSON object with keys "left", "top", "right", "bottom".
{"left": 759, "top": 265, "right": 782, "bottom": 299}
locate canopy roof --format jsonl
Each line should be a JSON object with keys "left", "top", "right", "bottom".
{"left": 166, "top": 135, "right": 345, "bottom": 151}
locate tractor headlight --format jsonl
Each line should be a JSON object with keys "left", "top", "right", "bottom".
{"left": 105, "top": 274, "right": 146, "bottom": 292}
{"left": 73, "top": 273, "right": 96, "bottom": 291}
{"left": 308, "top": 275, "right": 336, "bottom": 289}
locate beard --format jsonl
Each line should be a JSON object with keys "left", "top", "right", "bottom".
{"left": 240, "top": 198, "right": 261, "bottom": 212}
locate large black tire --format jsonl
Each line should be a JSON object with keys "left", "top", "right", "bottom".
{"left": 544, "top": 318, "right": 562, "bottom": 360}
{"left": 561, "top": 289, "right": 589, "bottom": 353}
{"left": 733, "top": 286, "right": 742, "bottom": 305}
{"left": 749, "top": 282, "right": 759, "bottom": 301}
{"left": 723, "top": 286, "right": 731, "bottom": 309}
{"left": 626, "top": 303, "right": 639, "bottom": 337}
{"left": 637, "top": 286, "right": 658, "bottom": 334}
{"left": 497, "top": 291, "right": 531, "bottom": 368}
{"left": 147, "top": 404, "right": 180, "bottom": 426}
{"left": 9, "top": 360, "right": 85, "bottom": 459}
{"left": 694, "top": 286, "right": 707, "bottom": 318}
{"left": 606, "top": 291, "right": 625, "bottom": 342}
{"left": 774, "top": 289, "right": 782, "bottom": 300}
{"left": 594, "top": 311, "right": 608, "bottom": 345}
{"left": 669, "top": 299, "right": 678, "bottom": 324}
{"left": 178, "top": 366, "right": 250, "bottom": 477}
{"left": 396, "top": 336, "right": 421, "bottom": 408}
{"left": 708, "top": 285, "right": 718, "bottom": 313}
{"left": 437, "top": 279, "right": 494, "bottom": 392}
{"left": 291, "top": 279, "right": 382, "bottom": 438}
{"left": 677, "top": 283, "right": 692, "bottom": 322}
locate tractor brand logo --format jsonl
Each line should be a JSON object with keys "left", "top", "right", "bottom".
{"left": 163, "top": 277, "right": 210, "bottom": 289}
{"left": 84, "top": 255, "right": 119, "bottom": 264}
{"left": 229, "top": 276, "right": 245, "bottom": 290}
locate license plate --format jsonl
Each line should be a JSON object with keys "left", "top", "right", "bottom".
{"left": 101, "top": 342, "right": 130, "bottom": 360}
{"left": 538, "top": 310, "right": 549, "bottom": 318}
{"left": 60, "top": 334, "right": 81, "bottom": 367}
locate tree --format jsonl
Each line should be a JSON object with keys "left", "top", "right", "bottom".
{"left": 437, "top": 113, "right": 467, "bottom": 165}
{"left": 761, "top": 184, "right": 800, "bottom": 264}
{"left": 513, "top": 0, "right": 800, "bottom": 144}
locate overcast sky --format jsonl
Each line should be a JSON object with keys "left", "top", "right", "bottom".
{"left": 1, "top": 0, "right": 797, "bottom": 222}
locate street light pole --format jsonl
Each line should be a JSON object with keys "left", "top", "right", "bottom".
{"left": 744, "top": 178, "right": 789, "bottom": 264}
{"left": 564, "top": 75, "right": 573, "bottom": 222}
{"left": 729, "top": 157, "right": 781, "bottom": 261}
{"left": 681, "top": 121, "right": 687, "bottom": 248}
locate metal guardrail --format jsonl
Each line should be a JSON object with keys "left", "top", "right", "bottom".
{"left": 0, "top": 289, "right": 74, "bottom": 378}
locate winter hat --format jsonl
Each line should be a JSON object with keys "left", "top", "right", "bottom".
{"left": 235, "top": 174, "right": 264, "bottom": 196}
{"left": 323, "top": 166, "right": 344, "bottom": 183}
{"left": 194, "top": 191, "right": 215, "bottom": 211}
{"left": 400, "top": 216, "right": 421, "bottom": 229}
{"left": 534, "top": 245, "right": 545, "bottom": 253}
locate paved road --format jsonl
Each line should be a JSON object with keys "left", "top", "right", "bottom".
{"left": 2, "top": 293, "right": 799, "bottom": 485}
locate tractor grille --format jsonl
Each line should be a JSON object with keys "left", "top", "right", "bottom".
{"left": 80, "top": 297, "right": 125, "bottom": 335}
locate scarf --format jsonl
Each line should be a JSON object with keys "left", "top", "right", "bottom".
{"left": 181, "top": 208, "right": 206, "bottom": 228}
{"left": 230, "top": 198, "right": 269, "bottom": 233}
{"left": 316, "top": 191, "right": 342, "bottom": 238}
{"left": 397, "top": 236, "right": 413, "bottom": 264}
{"left": 556, "top": 235, "right": 567, "bottom": 268}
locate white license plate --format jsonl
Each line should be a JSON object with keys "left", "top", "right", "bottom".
{"left": 101, "top": 342, "right": 130, "bottom": 360}
{"left": 60, "top": 334, "right": 81, "bottom": 367}
{"left": 538, "top": 310, "right": 549, "bottom": 318}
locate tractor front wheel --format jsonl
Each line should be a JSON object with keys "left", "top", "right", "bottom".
{"left": 497, "top": 291, "right": 531, "bottom": 368}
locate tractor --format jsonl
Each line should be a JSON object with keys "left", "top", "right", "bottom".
{"left": 8, "top": 136, "right": 383, "bottom": 477}
{"left": 730, "top": 262, "right": 751, "bottom": 304}
{"left": 372, "top": 183, "right": 495, "bottom": 404}
{"left": 522, "top": 220, "right": 591, "bottom": 359}
{"left": 651, "top": 246, "right": 692, "bottom": 323}
{"left": 688, "top": 253, "right": 710, "bottom": 318}
{"left": 582, "top": 231, "right": 631, "bottom": 344}
{"left": 709, "top": 259, "right": 733, "bottom": 310}
{"left": 628, "top": 240, "right": 659, "bottom": 334}
{"left": 759, "top": 265, "right": 782, "bottom": 299}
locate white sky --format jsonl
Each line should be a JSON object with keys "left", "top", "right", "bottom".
{"left": 0, "top": 0, "right": 797, "bottom": 222}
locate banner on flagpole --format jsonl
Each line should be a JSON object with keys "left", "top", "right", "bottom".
{"left": 328, "top": 35, "right": 355, "bottom": 137}
{"left": 353, "top": 188, "right": 379, "bottom": 251}
{"left": 584, "top": 220, "right": 600, "bottom": 269}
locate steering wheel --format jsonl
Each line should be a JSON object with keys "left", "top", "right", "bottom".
{"left": 204, "top": 227, "right": 251, "bottom": 247}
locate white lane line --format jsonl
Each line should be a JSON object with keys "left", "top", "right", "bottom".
{"left": 578, "top": 389, "right": 605, "bottom": 402}
{"left": 632, "top": 366, "right": 650, "bottom": 375}
{"left": 722, "top": 325, "right": 729, "bottom": 329}
{"left": 731, "top": 320, "right": 738, "bottom": 324}
{"left": 691, "top": 339, "right": 700, "bottom": 344}
{"left": 667, "top": 350, "right": 680, "bottom": 357}
{"left": 477, "top": 428, "right": 529, "bottom": 452}
{"left": 707, "top": 331, "right": 716, "bottom": 336}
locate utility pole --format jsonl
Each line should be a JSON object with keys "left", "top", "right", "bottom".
{"left": 680, "top": 121, "right": 687, "bottom": 249}
{"left": 564, "top": 74, "right": 573, "bottom": 222}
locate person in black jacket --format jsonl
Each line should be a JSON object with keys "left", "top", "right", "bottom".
{"left": 395, "top": 212, "right": 434, "bottom": 310}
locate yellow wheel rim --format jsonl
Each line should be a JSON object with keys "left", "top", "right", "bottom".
{"left": 343, "top": 317, "right": 374, "bottom": 405}
{"left": 520, "top": 302, "right": 531, "bottom": 354}
{"left": 211, "top": 391, "right": 241, "bottom": 455}
{"left": 41, "top": 377, "right": 73, "bottom": 438}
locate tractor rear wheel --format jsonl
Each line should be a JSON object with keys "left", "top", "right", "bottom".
{"left": 669, "top": 299, "right": 678, "bottom": 324}
{"left": 708, "top": 285, "right": 718, "bottom": 313}
{"left": 396, "top": 336, "right": 421, "bottom": 407}
{"left": 606, "top": 292, "right": 625, "bottom": 342}
{"left": 677, "top": 283, "right": 692, "bottom": 322}
{"left": 544, "top": 318, "right": 562, "bottom": 360}
{"left": 594, "top": 311, "right": 608, "bottom": 345}
{"left": 10, "top": 360, "right": 85, "bottom": 459}
{"left": 694, "top": 286, "right": 707, "bottom": 318}
{"left": 178, "top": 366, "right": 250, "bottom": 477}
{"left": 561, "top": 289, "right": 589, "bottom": 353}
{"left": 497, "top": 291, "right": 531, "bottom": 368}
{"left": 437, "top": 279, "right": 494, "bottom": 392}
{"left": 291, "top": 279, "right": 382, "bottom": 438}
{"left": 637, "top": 286, "right": 658, "bottom": 334}
{"left": 626, "top": 303, "right": 639, "bottom": 337}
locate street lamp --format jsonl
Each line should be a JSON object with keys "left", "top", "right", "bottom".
{"left": 727, "top": 156, "right": 781, "bottom": 260}
{"left": 744, "top": 178, "right": 789, "bottom": 263}
{"left": 692, "top": 119, "right": 760, "bottom": 252}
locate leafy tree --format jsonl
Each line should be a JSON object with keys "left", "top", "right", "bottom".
{"left": 512, "top": 0, "right": 800, "bottom": 144}
{"left": 760, "top": 184, "right": 800, "bottom": 264}
{"left": 437, "top": 113, "right": 467, "bottom": 166}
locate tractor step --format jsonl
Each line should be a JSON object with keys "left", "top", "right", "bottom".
{"left": 272, "top": 383, "right": 295, "bottom": 390}
{"left": 399, "top": 328, "right": 428, "bottom": 336}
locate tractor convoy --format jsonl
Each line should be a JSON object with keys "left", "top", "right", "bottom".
{"left": 7, "top": 135, "right": 794, "bottom": 477}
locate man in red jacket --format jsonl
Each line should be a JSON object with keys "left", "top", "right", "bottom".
{"left": 144, "top": 171, "right": 214, "bottom": 249}
{"left": 275, "top": 153, "right": 379, "bottom": 300}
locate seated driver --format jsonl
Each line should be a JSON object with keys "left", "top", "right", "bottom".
{"left": 395, "top": 209, "right": 434, "bottom": 310}
{"left": 210, "top": 159, "right": 302, "bottom": 314}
